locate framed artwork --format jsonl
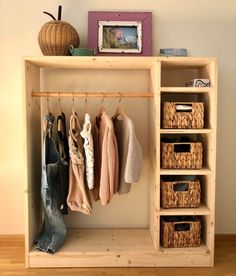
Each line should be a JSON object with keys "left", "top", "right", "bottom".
{"left": 88, "top": 11, "right": 152, "bottom": 56}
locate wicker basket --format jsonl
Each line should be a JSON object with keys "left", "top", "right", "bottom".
{"left": 162, "top": 102, "right": 204, "bottom": 129}
{"left": 162, "top": 142, "right": 203, "bottom": 169}
{"left": 161, "top": 179, "right": 201, "bottom": 208}
{"left": 161, "top": 216, "right": 201, "bottom": 248}
{"left": 38, "top": 21, "right": 80, "bottom": 56}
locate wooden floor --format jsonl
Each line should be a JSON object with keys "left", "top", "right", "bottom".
{"left": 0, "top": 235, "right": 236, "bottom": 276}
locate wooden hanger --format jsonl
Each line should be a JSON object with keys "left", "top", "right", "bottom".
{"left": 71, "top": 92, "right": 77, "bottom": 130}
{"left": 44, "top": 93, "right": 50, "bottom": 132}
{"left": 85, "top": 92, "right": 88, "bottom": 114}
{"left": 97, "top": 92, "right": 106, "bottom": 116}
{"left": 58, "top": 118, "right": 63, "bottom": 132}
{"left": 112, "top": 93, "right": 125, "bottom": 120}
{"left": 43, "top": 119, "right": 48, "bottom": 132}
{"left": 58, "top": 92, "right": 63, "bottom": 132}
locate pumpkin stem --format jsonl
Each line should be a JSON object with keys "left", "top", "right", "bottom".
{"left": 43, "top": 11, "right": 56, "bottom": 21}
{"left": 58, "top": 5, "right": 62, "bottom": 21}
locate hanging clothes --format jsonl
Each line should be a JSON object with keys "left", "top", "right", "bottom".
{"left": 113, "top": 113, "right": 142, "bottom": 194}
{"left": 67, "top": 113, "right": 92, "bottom": 215}
{"left": 57, "top": 112, "right": 69, "bottom": 215}
{"left": 35, "top": 113, "right": 66, "bottom": 254}
{"left": 93, "top": 110, "right": 119, "bottom": 205}
{"left": 80, "top": 113, "right": 94, "bottom": 190}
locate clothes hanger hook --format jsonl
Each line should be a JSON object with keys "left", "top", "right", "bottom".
{"left": 58, "top": 92, "right": 62, "bottom": 113}
{"left": 72, "top": 92, "right": 75, "bottom": 114}
{"left": 101, "top": 92, "right": 105, "bottom": 105}
{"left": 47, "top": 92, "right": 50, "bottom": 113}
{"left": 119, "top": 92, "right": 122, "bottom": 105}
{"left": 85, "top": 92, "right": 88, "bottom": 113}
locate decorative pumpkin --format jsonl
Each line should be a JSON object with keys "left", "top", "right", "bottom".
{"left": 38, "top": 6, "right": 80, "bottom": 56}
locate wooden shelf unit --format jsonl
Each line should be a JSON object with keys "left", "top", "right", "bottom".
{"left": 23, "top": 56, "right": 217, "bottom": 268}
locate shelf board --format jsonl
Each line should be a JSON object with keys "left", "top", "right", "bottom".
{"left": 160, "top": 204, "right": 211, "bottom": 216}
{"left": 30, "top": 229, "right": 154, "bottom": 254}
{"left": 160, "top": 128, "right": 212, "bottom": 134}
{"left": 160, "top": 167, "right": 212, "bottom": 175}
{"left": 28, "top": 228, "right": 212, "bottom": 267}
{"left": 160, "top": 243, "right": 210, "bottom": 255}
{"left": 160, "top": 87, "right": 212, "bottom": 93}
{"left": 160, "top": 57, "right": 217, "bottom": 68}
{"left": 23, "top": 56, "right": 156, "bottom": 70}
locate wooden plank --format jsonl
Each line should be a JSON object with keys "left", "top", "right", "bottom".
{"left": 160, "top": 204, "right": 211, "bottom": 216}
{"left": 208, "top": 60, "right": 218, "bottom": 266}
{"left": 160, "top": 57, "right": 217, "bottom": 69}
{"left": 23, "top": 56, "right": 217, "bottom": 70}
{"left": 23, "top": 56, "right": 156, "bottom": 70}
{"left": 148, "top": 61, "right": 161, "bottom": 250}
{"left": 148, "top": 100, "right": 159, "bottom": 250}
{"left": 160, "top": 168, "right": 212, "bottom": 175}
{"left": 22, "top": 60, "right": 41, "bottom": 267}
{"left": 160, "top": 129, "right": 213, "bottom": 134}
{"left": 27, "top": 229, "right": 211, "bottom": 267}
{"left": 159, "top": 244, "right": 209, "bottom": 254}
{"left": 161, "top": 87, "right": 212, "bottom": 93}
{"left": 28, "top": 251, "right": 211, "bottom": 268}
{"left": 29, "top": 229, "right": 153, "bottom": 254}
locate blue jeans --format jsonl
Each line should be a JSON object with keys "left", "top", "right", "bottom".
{"left": 35, "top": 113, "right": 66, "bottom": 254}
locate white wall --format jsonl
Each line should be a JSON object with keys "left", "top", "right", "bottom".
{"left": 0, "top": 0, "right": 236, "bottom": 234}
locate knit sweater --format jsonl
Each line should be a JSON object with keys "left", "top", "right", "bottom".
{"left": 113, "top": 114, "right": 142, "bottom": 194}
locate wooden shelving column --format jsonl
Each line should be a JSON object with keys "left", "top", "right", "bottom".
{"left": 158, "top": 57, "right": 217, "bottom": 266}
{"left": 23, "top": 56, "right": 217, "bottom": 268}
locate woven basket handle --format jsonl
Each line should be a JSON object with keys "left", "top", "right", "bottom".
{"left": 173, "top": 182, "right": 189, "bottom": 192}
{"left": 173, "top": 221, "right": 193, "bottom": 225}
{"left": 173, "top": 221, "right": 192, "bottom": 232}
{"left": 172, "top": 142, "right": 191, "bottom": 145}
{"left": 175, "top": 103, "right": 193, "bottom": 113}
{"left": 173, "top": 143, "right": 191, "bottom": 153}
{"left": 172, "top": 182, "right": 189, "bottom": 185}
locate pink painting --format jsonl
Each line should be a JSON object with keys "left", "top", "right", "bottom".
{"left": 88, "top": 11, "right": 152, "bottom": 56}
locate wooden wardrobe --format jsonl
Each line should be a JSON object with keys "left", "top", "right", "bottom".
{"left": 23, "top": 56, "right": 217, "bottom": 267}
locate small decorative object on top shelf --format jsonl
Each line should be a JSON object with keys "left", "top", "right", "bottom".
{"left": 88, "top": 11, "right": 152, "bottom": 56}
{"left": 160, "top": 48, "right": 187, "bottom": 57}
{"left": 69, "top": 45, "right": 95, "bottom": 56}
{"left": 186, "top": 79, "right": 210, "bottom": 87}
{"left": 38, "top": 6, "right": 80, "bottom": 56}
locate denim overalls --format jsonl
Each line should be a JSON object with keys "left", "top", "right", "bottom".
{"left": 35, "top": 113, "right": 67, "bottom": 254}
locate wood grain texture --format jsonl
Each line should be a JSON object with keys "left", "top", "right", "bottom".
{"left": 161, "top": 87, "right": 212, "bottom": 93}
{"left": 22, "top": 60, "right": 42, "bottom": 267}
{"left": 26, "top": 229, "right": 212, "bottom": 267}
{"left": 0, "top": 235, "right": 235, "bottom": 275}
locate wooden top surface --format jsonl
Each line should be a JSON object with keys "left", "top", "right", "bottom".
{"left": 23, "top": 56, "right": 217, "bottom": 69}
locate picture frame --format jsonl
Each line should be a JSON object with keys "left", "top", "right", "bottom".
{"left": 88, "top": 11, "right": 152, "bottom": 56}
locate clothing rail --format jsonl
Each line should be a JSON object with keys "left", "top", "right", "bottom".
{"left": 31, "top": 92, "right": 154, "bottom": 98}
